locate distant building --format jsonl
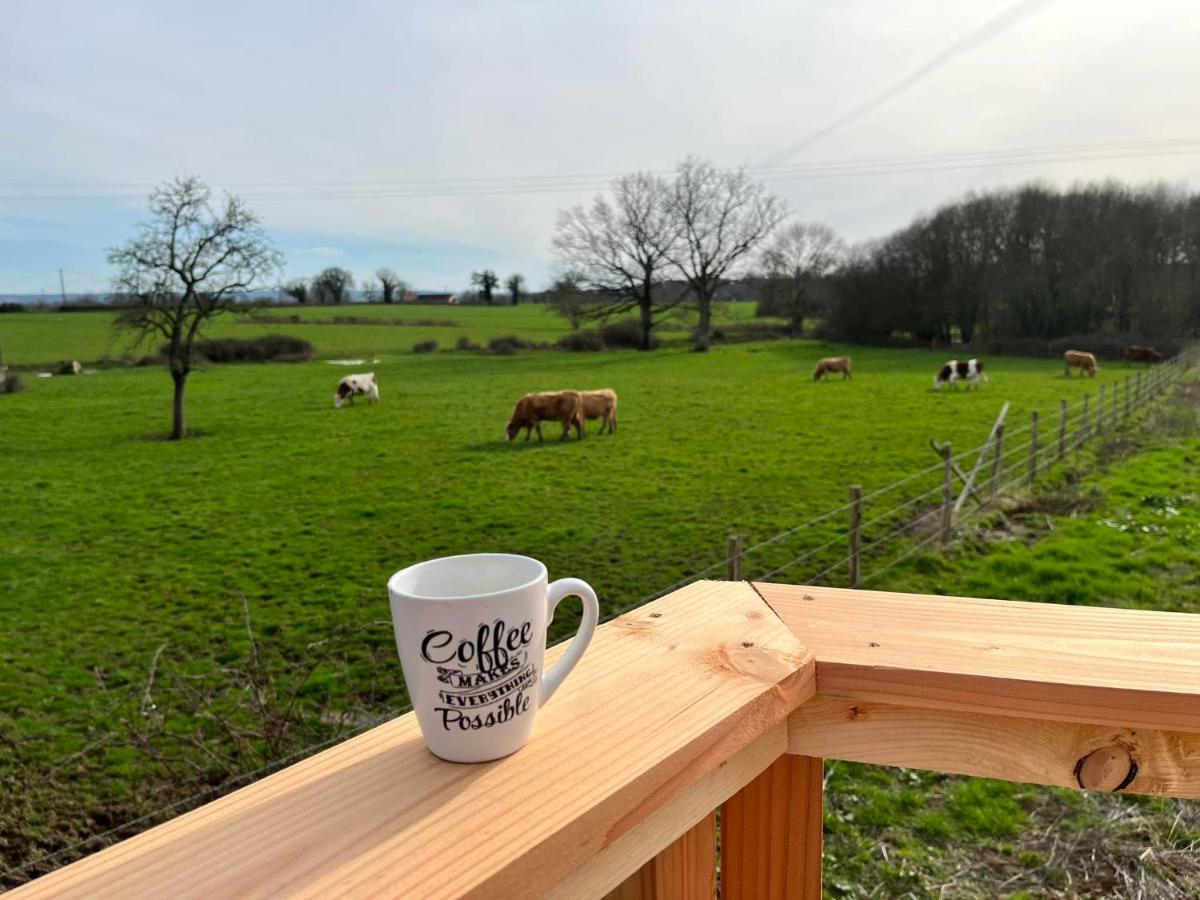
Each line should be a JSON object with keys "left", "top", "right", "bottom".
{"left": 405, "top": 292, "right": 459, "bottom": 305}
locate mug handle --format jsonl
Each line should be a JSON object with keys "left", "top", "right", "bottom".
{"left": 540, "top": 578, "right": 599, "bottom": 706}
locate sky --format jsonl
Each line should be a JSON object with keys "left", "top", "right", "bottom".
{"left": 2, "top": 0, "right": 1200, "bottom": 295}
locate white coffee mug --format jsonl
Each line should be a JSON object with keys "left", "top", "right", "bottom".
{"left": 387, "top": 553, "right": 599, "bottom": 763}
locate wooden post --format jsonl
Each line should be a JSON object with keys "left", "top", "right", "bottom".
{"left": 1080, "top": 395, "right": 1090, "bottom": 445}
{"left": 941, "top": 443, "right": 953, "bottom": 546}
{"left": 1097, "top": 384, "right": 1105, "bottom": 432}
{"left": 1028, "top": 411, "right": 1039, "bottom": 486}
{"left": 1057, "top": 399, "right": 1067, "bottom": 460}
{"left": 722, "top": 755, "right": 823, "bottom": 900}
{"left": 848, "top": 485, "right": 862, "bottom": 588}
{"left": 990, "top": 423, "right": 1005, "bottom": 503}
{"left": 1124, "top": 375, "right": 1131, "bottom": 418}
{"left": 604, "top": 813, "right": 716, "bottom": 900}
{"left": 727, "top": 535, "right": 743, "bottom": 581}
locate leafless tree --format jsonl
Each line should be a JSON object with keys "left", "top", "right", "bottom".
{"left": 506, "top": 273, "right": 525, "bottom": 305}
{"left": 471, "top": 269, "right": 499, "bottom": 304}
{"left": 280, "top": 278, "right": 309, "bottom": 305}
{"left": 376, "top": 268, "right": 407, "bottom": 304}
{"left": 311, "top": 267, "right": 355, "bottom": 305}
{"left": 758, "top": 223, "right": 845, "bottom": 335}
{"left": 548, "top": 272, "right": 590, "bottom": 330}
{"left": 660, "top": 158, "right": 786, "bottom": 350}
{"left": 552, "top": 172, "right": 683, "bottom": 350}
{"left": 108, "top": 176, "right": 282, "bottom": 440}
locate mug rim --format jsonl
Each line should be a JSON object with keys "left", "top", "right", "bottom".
{"left": 388, "top": 552, "right": 548, "bottom": 603}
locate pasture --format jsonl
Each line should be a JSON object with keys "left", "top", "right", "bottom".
{"left": 0, "top": 315, "right": 1184, "bottom": 887}
{"left": 0, "top": 301, "right": 765, "bottom": 366}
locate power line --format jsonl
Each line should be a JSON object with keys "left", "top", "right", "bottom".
{"left": 2, "top": 137, "right": 1200, "bottom": 204}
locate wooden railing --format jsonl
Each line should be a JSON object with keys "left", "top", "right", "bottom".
{"left": 14, "top": 580, "right": 1200, "bottom": 898}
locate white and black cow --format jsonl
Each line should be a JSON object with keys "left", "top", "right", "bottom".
{"left": 934, "top": 359, "right": 987, "bottom": 391}
{"left": 334, "top": 372, "right": 380, "bottom": 408}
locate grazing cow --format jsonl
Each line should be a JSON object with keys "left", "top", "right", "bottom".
{"left": 334, "top": 372, "right": 380, "bottom": 408}
{"left": 934, "top": 359, "right": 987, "bottom": 391}
{"left": 580, "top": 388, "right": 618, "bottom": 435}
{"left": 813, "top": 356, "right": 852, "bottom": 381}
{"left": 506, "top": 390, "right": 584, "bottom": 442}
{"left": 1124, "top": 344, "right": 1164, "bottom": 364}
{"left": 1063, "top": 349, "right": 1099, "bottom": 378}
{"left": 57, "top": 360, "right": 82, "bottom": 376}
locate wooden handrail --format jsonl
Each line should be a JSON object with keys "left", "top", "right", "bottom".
{"left": 15, "top": 581, "right": 1200, "bottom": 898}
{"left": 13, "top": 582, "right": 813, "bottom": 899}
{"left": 756, "top": 583, "right": 1200, "bottom": 730}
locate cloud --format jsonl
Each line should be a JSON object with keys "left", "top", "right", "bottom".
{"left": 1, "top": 0, "right": 1199, "bottom": 294}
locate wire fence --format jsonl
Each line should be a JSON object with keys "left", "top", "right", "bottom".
{"left": 3, "top": 354, "right": 1188, "bottom": 885}
{"left": 641, "top": 354, "right": 1187, "bottom": 596}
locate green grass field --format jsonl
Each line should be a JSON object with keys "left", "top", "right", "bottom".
{"left": 0, "top": 301, "right": 767, "bottom": 366}
{"left": 0, "top": 309, "right": 1190, "bottom": 892}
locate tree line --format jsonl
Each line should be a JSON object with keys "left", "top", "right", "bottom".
{"left": 826, "top": 183, "right": 1200, "bottom": 346}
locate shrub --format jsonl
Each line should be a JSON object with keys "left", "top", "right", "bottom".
{"left": 136, "top": 353, "right": 167, "bottom": 367}
{"left": 455, "top": 336, "right": 481, "bottom": 352}
{"left": 559, "top": 330, "right": 605, "bottom": 352}
{"left": 488, "top": 335, "right": 532, "bottom": 355}
{"left": 170, "top": 335, "right": 316, "bottom": 364}
{"left": 601, "top": 320, "right": 657, "bottom": 350}
{"left": 704, "top": 321, "right": 791, "bottom": 344}
{"left": 0, "top": 302, "right": 26, "bottom": 313}
{"left": 412, "top": 340, "right": 438, "bottom": 354}
{"left": 0, "top": 373, "right": 24, "bottom": 394}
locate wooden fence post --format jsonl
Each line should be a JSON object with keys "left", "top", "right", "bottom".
{"left": 941, "top": 443, "right": 953, "bottom": 546}
{"left": 1124, "top": 376, "right": 1131, "bottom": 418}
{"left": 1080, "top": 395, "right": 1090, "bottom": 446}
{"left": 1059, "top": 398, "right": 1070, "bottom": 456}
{"left": 1028, "top": 411, "right": 1039, "bottom": 486}
{"left": 1097, "top": 384, "right": 1105, "bottom": 432}
{"left": 990, "top": 422, "right": 1005, "bottom": 503}
{"left": 727, "top": 535, "right": 743, "bottom": 581}
{"left": 722, "top": 755, "right": 823, "bottom": 900}
{"left": 605, "top": 813, "right": 717, "bottom": 900}
{"left": 848, "top": 485, "right": 862, "bottom": 588}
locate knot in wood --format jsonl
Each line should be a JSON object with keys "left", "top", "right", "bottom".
{"left": 1074, "top": 744, "right": 1137, "bottom": 792}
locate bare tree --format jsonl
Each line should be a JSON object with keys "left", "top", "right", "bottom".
{"left": 376, "top": 268, "right": 407, "bottom": 304}
{"left": 280, "top": 278, "right": 309, "bottom": 305}
{"left": 108, "top": 176, "right": 282, "bottom": 440}
{"left": 506, "top": 273, "right": 525, "bottom": 305}
{"left": 552, "top": 172, "right": 682, "bottom": 350}
{"left": 471, "top": 269, "right": 499, "bottom": 304}
{"left": 311, "top": 267, "right": 355, "bottom": 305}
{"left": 661, "top": 158, "right": 786, "bottom": 351}
{"left": 758, "top": 223, "right": 845, "bottom": 335}
{"left": 548, "top": 272, "right": 590, "bottom": 330}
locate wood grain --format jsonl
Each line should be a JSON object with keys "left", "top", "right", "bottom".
{"left": 555, "top": 723, "right": 783, "bottom": 900}
{"left": 721, "top": 754, "right": 823, "bottom": 900}
{"left": 788, "top": 694, "right": 1200, "bottom": 798}
{"left": 17, "top": 581, "right": 813, "bottom": 900}
{"left": 756, "top": 583, "right": 1200, "bottom": 730}
{"left": 602, "top": 812, "right": 716, "bottom": 900}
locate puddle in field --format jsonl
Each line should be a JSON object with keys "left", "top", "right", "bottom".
{"left": 327, "top": 358, "right": 381, "bottom": 366}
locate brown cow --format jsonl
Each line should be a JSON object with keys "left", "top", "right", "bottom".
{"left": 506, "top": 391, "right": 584, "bottom": 442}
{"left": 579, "top": 388, "right": 618, "bottom": 434}
{"left": 1063, "top": 349, "right": 1098, "bottom": 378}
{"left": 813, "top": 356, "right": 852, "bottom": 381}
{"left": 1124, "top": 344, "right": 1164, "bottom": 364}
